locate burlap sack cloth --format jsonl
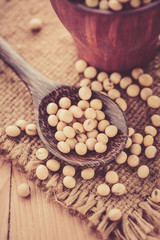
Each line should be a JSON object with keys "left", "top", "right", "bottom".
{"left": 0, "top": 0, "right": 160, "bottom": 239}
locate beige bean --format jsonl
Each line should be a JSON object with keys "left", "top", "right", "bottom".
{"left": 29, "top": 18, "right": 43, "bottom": 31}
{"left": 59, "top": 97, "right": 71, "bottom": 109}
{"left": 115, "top": 151, "right": 127, "bottom": 164}
{"left": 81, "top": 168, "right": 95, "bottom": 180}
{"left": 48, "top": 115, "right": 58, "bottom": 127}
{"left": 90, "top": 99, "right": 103, "bottom": 110}
{"left": 78, "top": 100, "right": 90, "bottom": 110}
{"left": 78, "top": 86, "right": 92, "bottom": 100}
{"left": 97, "top": 72, "right": 108, "bottom": 82}
{"left": 99, "top": 0, "right": 109, "bottom": 9}
{"left": 131, "top": 68, "right": 144, "bottom": 79}
{"left": 69, "top": 105, "right": 83, "bottom": 118}
{"left": 130, "top": 0, "right": 141, "bottom": 8}
{"left": 105, "top": 171, "right": 119, "bottom": 184}
{"left": 79, "top": 78, "right": 91, "bottom": 87}
{"left": 15, "top": 119, "right": 27, "bottom": 131}
{"left": 97, "top": 133, "right": 108, "bottom": 144}
{"left": 125, "top": 137, "right": 132, "bottom": 149}
{"left": 110, "top": 72, "right": 121, "bottom": 84}
{"left": 87, "top": 129, "right": 99, "bottom": 138}
{"left": 105, "top": 125, "right": 118, "bottom": 138}
{"left": 145, "top": 145, "right": 157, "bottom": 159}
{"left": 36, "top": 165, "right": 48, "bottom": 180}
{"left": 115, "top": 97, "right": 127, "bottom": 111}
{"left": 46, "top": 159, "right": 60, "bottom": 172}
{"left": 63, "top": 176, "right": 76, "bottom": 189}
{"left": 62, "top": 165, "right": 76, "bottom": 177}
{"left": 25, "top": 123, "right": 37, "bottom": 136}
{"left": 6, "top": 125, "right": 21, "bottom": 137}
{"left": 75, "top": 142, "right": 87, "bottom": 155}
{"left": 111, "top": 183, "right": 127, "bottom": 195}
{"left": 36, "top": 148, "right": 48, "bottom": 160}
{"left": 85, "top": 108, "right": 96, "bottom": 119}
{"left": 143, "top": 135, "right": 154, "bottom": 147}
{"left": 56, "top": 109, "right": 65, "bottom": 119}
{"left": 140, "top": 88, "right": 153, "bottom": 101}
{"left": 108, "top": 208, "right": 122, "bottom": 221}
{"left": 86, "top": 138, "right": 97, "bottom": 151}
{"left": 144, "top": 125, "right": 157, "bottom": 137}
{"left": 63, "top": 126, "right": 76, "bottom": 138}
{"left": 130, "top": 144, "right": 142, "bottom": 155}
{"left": 95, "top": 142, "right": 107, "bottom": 153}
{"left": 120, "top": 76, "right": 132, "bottom": 89}
{"left": 147, "top": 95, "right": 160, "bottom": 109}
{"left": 97, "top": 183, "right": 110, "bottom": 196}
{"left": 151, "top": 114, "right": 160, "bottom": 127}
{"left": 96, "top": 110, "right": 105, "bottom": 121}
{"left": 83, "top": 119, "right": 95, "bottom": 131}
{"left": 137, "top": 165, "right": 149, "bottom": 179}
{"left": 76, "top": 133, "right": 87, "bottom": 143}
{"left": 18, "top": 183, "right": 30, "bottom": 197}
{"left": 75, "top": 59, "right": 87, "bottom": 73}
{"left": 59, "top": 109, "right": 73, "bottom": 123}
{"left": 98, "top": 120, "right": 110, "bottom": 132}
{"left": 91, "top": 81, "right": 103, "bottom": 92}
{"left": 103, "top": 78, "right": 114, "bottom": 91}
{"left": 85, "top": 0, "right": 99, "bottom": 8}
{"left": 132, "top": 133, "right": 143, "bottom": 145}
{"left": 143, "top": 0, "right": 152, "bottom": 4}
{"left": 55, "top": 131, "right": 66, "bottom": 141}
{"left": 128, "top": 127, "right": 135, "bottom": 137}
{"left": 108, "top": 89, "right": 121, "bottom": 100}
{"left": 73, "top": 122, "right": 84, "bottom": 134}
{"left": 108, "top": 0, "right": 123, "bottom": 11}
{"left": 46, "top": 102, "right": 58, "bottom": 115}
{"left": 126, "top": 84, "right": 140, "bottom": 97}
{"left": 84, "top": 66, "right": 97, "bottom": 78}
{"left": 56, "top": 121, "right": 67, "bottom": 131}
{"left": 138, "top": 73, "right": 153, "bottom": 87}
{"left": 66, "top": 138, "right": 77, "bottom": 150}
{"left": 127, "top": 155, "right": 140, "bottom": 167}
{"left": 57, "top": 141, "right": 70, "bottom": 153}
{"left": 151, "top": 189, "right": 160, "bottom": 203}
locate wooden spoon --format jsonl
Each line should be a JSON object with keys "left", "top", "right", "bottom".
{"left": 0, "top": 37, "right": 128, "bottom": 167}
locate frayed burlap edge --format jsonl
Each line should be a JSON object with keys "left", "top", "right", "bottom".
{"left": 1, "top": 127, "right": 160, "bottom": 240}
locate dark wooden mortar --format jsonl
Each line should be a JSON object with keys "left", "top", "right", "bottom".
{"left": 50, "top": 0, "right": 160, "bottom": 73}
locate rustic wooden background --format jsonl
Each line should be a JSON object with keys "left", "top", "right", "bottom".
{"left": 0, "top": 157, "right": 98, "bottom": 240}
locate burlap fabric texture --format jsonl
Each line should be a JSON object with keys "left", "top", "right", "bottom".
{"left": 0, "top": 0, "right": 160, "bottom": 239}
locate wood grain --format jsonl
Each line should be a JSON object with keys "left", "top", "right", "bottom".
{"left": 9, "top": 167, "right": 98, "bottom": 240}
{"left": 50, "top": 0, "right": 160, "bottom": 72}
{"left": 0, "top": 159, "right": 11, "bottom": 240}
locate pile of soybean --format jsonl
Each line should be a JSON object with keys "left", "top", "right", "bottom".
{"left": 5, "top": 58, "right": 160, "bottom": 223}
{"left": 71, "top": 0, "right": 156, "bottom": 12}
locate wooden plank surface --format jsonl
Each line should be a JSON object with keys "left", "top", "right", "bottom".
{"left": 0, "top": 164, "right": 98, "bottom": 240}
{"left": 0, "top": 159, "right": 11, "bottom": 240}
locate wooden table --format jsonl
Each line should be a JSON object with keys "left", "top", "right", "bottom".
{"left": 0, "top": 157, "right": 98, "bottom": 240}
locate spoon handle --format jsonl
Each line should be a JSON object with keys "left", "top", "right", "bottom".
{"left": 0, "top": 37, "right": 59, "bottom": 95}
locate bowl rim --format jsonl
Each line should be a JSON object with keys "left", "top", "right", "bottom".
{"left": 68, "top": 0, "right": 160, "bottom": 16}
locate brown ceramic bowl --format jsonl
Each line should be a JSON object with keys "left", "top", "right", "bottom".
{"left": 50, "top": 0, "right": 160, "bottom": 73}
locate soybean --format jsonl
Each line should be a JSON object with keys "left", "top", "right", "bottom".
{"left": 46, "top": 159, "right": 60, "bottom": 172}
{"left": 63, "top": 176, "right": 76, "bottom": 189}
{"left": 81, "top": 168, "right": 95, "bottom": 180}
{"left": 6, "top": 125, "right": 21, "bottom": 137}
{"left": 97, "top": 183, "right": 110, "bottom": 196}
{"left": 18, "top": 183, "right": 30, "bottom": 197}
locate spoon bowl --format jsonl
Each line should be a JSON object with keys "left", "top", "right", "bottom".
{"left": 0, "top": 37, "right": 128, "bottom": 167}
